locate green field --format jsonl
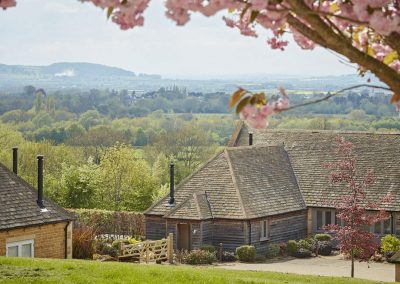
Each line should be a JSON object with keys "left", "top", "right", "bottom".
{"left": 0, "top": 257, "right": 390, "bottom": 284}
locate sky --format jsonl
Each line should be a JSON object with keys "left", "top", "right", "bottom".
{"left": 0, "top": 0, "right": 358, "bottom": 79}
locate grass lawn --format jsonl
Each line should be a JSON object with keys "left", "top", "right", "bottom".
{"left": 0, "top": 257, "right": 390, "bottom": 284}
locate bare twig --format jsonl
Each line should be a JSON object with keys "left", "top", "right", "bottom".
{"left": 284, "top": 84, "right": 391, "bottom": 111}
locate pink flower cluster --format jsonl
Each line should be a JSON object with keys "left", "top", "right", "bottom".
{"left": 0, "top": 0, "right": 16, "bottom": 10}
{"left": 81, "top": 0, "right": 149, "bottom": 30}
{"left": 239, "top": 88, "right": 289, "bottom": 129}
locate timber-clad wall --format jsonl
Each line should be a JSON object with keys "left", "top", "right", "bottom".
{"left": 191, "top": 223, "right": 201, "bottom": 249}
{"left": 202, "top": 221, "right": 212, "bottom": 245}
{"left": 145, "top": 216, "right": 166, "bottom": 240}
{"left": 211, "top": 220, "right": 246, "bottom": 251}
{"left": 250, "top": 210, "right": 307, "bottom": 254}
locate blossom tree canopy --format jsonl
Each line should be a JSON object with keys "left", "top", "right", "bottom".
{"left": 1, "top": 0, "right": 400, "bottom": 128}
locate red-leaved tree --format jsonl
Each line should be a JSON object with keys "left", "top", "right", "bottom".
{"left": 322, "top": 137, "right": 392, "bottom": 278}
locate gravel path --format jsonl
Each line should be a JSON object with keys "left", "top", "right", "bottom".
{"left": 216, "top": 255, "right": 394, "bottom": 283}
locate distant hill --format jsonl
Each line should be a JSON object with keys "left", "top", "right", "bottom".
{"left": 0, "top": 62, "right": 137, "bottom": 77}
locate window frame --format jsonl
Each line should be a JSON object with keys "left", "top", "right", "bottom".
{"left": 315, "top": 209, "right": 336, "bottom": 231}
{"left": 260, "top": 220, "right": 270, "bottom": 241}
{"left": 6, "top": 239, "right": 34, "bottom": 258}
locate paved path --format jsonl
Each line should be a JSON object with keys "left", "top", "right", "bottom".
{"left": 216, "top": 255, "right": 394, "bottom": 283}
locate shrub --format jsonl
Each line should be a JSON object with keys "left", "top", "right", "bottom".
{"left": 298, "top": 238, "right": 314, "bottom": 251}
{"left": 69, "top": 209, "right": 144, "bottom": 238}
{"left": 236, "top": 245, "right": 256, "bottom": 262}
{"left": 219, "top": 251, "right": 237, "bottom": 262}
{"left": 200, "top": 245, "right": 216, "bottom": 254}
{"left": 294, "top": 248, "right": 312, "bottom": 258}
{"left": 317, "top": 241, "right": 332, "bottom": 256}
{"left": 278, "top": 243, "right": 287, "bottom": 256}
{"left": 184, "top": 250, "right": 217, "bottom": 265}
{"left": 266, "top": 244, "right": 280, "bottom": 259}
{"left": 73, "top": 226, "right": 96, "bottom": 259}
{"left": 381, "top": 235, "right": 400, "bottom": 255}
{"left": 95, "top": 241, "right": 119, "bottom": 257}
{"left": 315, "top": 234, "right": 332, "bottom": 242}
{"left": 286, "top": 240, "right": 298, "bottom": 256}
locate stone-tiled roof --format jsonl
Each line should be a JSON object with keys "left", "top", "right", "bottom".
{"left": 145, "top": 145, "right": 305, "bottom": 220}
{"left": 230, "top": 123, "right": 400, "bottom": 211}
{"left": 0, "top": 163, "right": 74, "bottom": 231}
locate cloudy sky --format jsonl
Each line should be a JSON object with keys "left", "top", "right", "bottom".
{"left": 0, "top": 0, "right": 358, "bottom": 79}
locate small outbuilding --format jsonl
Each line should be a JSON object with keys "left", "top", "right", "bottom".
{"left": 0, "top": 148, "right": 74, "bottom": 258}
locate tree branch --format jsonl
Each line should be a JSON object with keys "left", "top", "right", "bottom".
{"left": 384, "top": 32, "right": 400, "bottom": 54}
{"left": 284, "top": 84, "right": 391, "bottom": 111}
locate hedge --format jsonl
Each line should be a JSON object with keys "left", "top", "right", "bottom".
{"left": 69, "top": 208, "right": 145, "bottom": 238}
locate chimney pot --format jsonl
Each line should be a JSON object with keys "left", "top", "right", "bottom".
{"left": 12, "top": 147, "right": 18, "bottom": 175}
{"left": 37, "top": 155, "right": 45, "bottom": 208}
{"left": 249, "top": 132, "right": 253, "bottom": 146}
{"left": 168, "top": 162, "right": 175, "bottom": 205}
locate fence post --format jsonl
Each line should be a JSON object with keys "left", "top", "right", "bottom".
{"left": 145, "top": 240, "right": 150, "bottom": 264}
{"left": 118, "top": 241, "right": 123, "bottom": 258}
{"left": 168, "top": 233, "right": 173, "bottom": 264}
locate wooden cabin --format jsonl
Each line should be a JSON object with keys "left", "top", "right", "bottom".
{"left": 144, "top": 123, "right": 400, "bottom": 254}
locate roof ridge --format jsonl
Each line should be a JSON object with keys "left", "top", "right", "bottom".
{"left": 248, "top": 127, "right": 400, "bottom": 136}
{"left": 227, "top": 120, "right": 244, "bottom": 147}
{"left": 282, "top": 148, "right": 307, "bottom": 209}
{"left": 224, "top": 149, "right": 248, "bottom": 219}
{"left": 144, "top": 149, "right": 225, "bottom": 215}
{"left": 193, "top": 192, "right": 203, "bottom": 219}
{"left": 226, "top": 144, "right": 284, "bottom": 151}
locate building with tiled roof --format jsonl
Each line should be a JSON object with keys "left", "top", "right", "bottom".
{"left": 145, "top": 122, "right": 400, "bottom": 254}
{"left": 0, "top": 149, "right": 74, "bottom": 259}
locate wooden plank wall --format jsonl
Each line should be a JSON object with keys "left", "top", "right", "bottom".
{"left": 250, "top": 210, "right": 307, "bottom": 255}
{"left": 145, "top": 216, "right": 166, "bottom": 240}
{"left": 211, "top": 220, "right": 246, "bottom": 251}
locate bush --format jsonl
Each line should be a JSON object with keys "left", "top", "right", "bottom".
{"left": 219, "top": 251, "right": 237, "bottom": 262}
{"left": 184, "top": 250, "right": 217, "bottom": 265}
{"left": 69, "top": 209, "right": 144, "bottom": 238}
{"left": 266, "top": 244, "right": 280, "bottom": 259}
{"left": 315, "top": 234, "right": 332, "bottom": 242}
{"left": 298, "top": 238, "right": 314, "bottom": 251}
{"left": 294, "top": 248, "right": 312, "bottom": 258}
{"left": 236, "top": 245, "right": 256, "bottom": 262}
{"left": 200, "top": 245, "right": 216, "bottom": 253}
{"left": 95, "top": 241, "right": 119, "bottom": 257}
{"left": 381, "top": 235, "right": 400, "bottom": 255}
{"left": 317, "top": 241, "right": 332, "bottom": 256}
{"left": 278, "top": 243, "right": 287, "bottom": 256}
{"left": 73, "top": 226, "right": 96, "bottom": 259}
{"left": 286, "top": 240, "right": 298, "bottom": 256}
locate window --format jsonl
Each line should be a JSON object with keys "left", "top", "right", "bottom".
{"left": 6, "top": 240, "right": 34, "bottom": 258}
{"left": 260, "top": 220, "right": 269, "bottom": 241}
{"left": 315, "top": 209, "right": 335, "bottom": 231}
{"left": 372, "top": 219, "right": 391, "bottom": 235}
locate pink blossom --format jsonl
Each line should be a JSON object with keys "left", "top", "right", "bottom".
{"left": 267, "top": 37, "right": 288, "bottom": 50}
{"left": 0, "top": 0, "right": 16, "bottom": 10}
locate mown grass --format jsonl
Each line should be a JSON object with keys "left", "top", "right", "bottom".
{"left": 0, "top": 257, "right": 390, "bottom": 284}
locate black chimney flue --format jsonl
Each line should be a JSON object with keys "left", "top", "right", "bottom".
{"left": 249, "top": 132, "right": 253, "bottom": 146}
{"left": 37, "top": 155, "right": 45, "bottom": 208}
{"left": 12, "top": 147, "right": 18, "bottom": 175}
{"left": 169, "top": 162, "right": 175, "bottom": 205}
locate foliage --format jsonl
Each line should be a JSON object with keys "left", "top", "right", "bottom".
{"left": 315, "top": 234, "right": 332, "bottom": 242}
{"left": 94, "top": 240, "right": 119, "bottom": 257}
{"left": 218, "top": 251, "right": 237, "bottom": 262}
{"left": 183, "top": 250, "right": 217, "bottom": 265}
{"left": 0, "top": 257, "right": 381, "bottom": 284}
{"left": 286, "top": 240, "right": 299, "bottom": 256}
{"left": 381, "top": 235, "right": 400, "bottom": 255}
{"left": 322, "top": 137, "right": 391, "bottom": 277}
{"left": 235, "top": 245, "right": 256, "bottom": 262}
{"left": 200, "top": 245, "right": 216, "bottom": 254}
{"left": 294, "top": 248, "right": 313, "bottom": 259}
{"left": 265, "top": 244, "right": 280, "bottom": 259}
{"left": 298, "top": 238, "right": 315, "bottom": 251}
{"left": 70, "top": 208, "right": 145, "bottom": 238}
{"left": 318, "top": 241, "right": 333, "bottom": 256}
{"left": 72, "top": 226, "right": 97, "bottom": 259}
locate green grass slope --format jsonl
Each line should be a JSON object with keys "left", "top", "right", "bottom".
{"left": 0, "top": 257, "right": 390, "bottom": 284}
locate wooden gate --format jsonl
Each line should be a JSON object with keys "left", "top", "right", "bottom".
{"left": 118, "top": 233, "right": 173, "bottom": 264}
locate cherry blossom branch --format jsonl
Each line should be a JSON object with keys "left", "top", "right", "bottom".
{"left": 284, "top": 84, "right": 391, "bottom": 111}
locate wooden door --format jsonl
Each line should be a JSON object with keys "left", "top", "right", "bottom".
{"left": 177, "top": 223, "right": 190, "bottom": 250}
